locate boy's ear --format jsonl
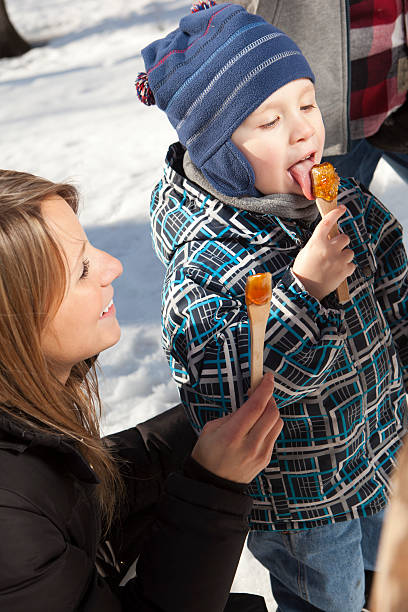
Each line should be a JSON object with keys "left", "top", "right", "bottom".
{"left": 201, "top": 140, "right": 258, "bottom": 197}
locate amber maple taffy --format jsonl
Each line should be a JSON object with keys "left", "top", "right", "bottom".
{"left": 245, "top": 272, "right": 272, "bottom": 390}
{"left": 311, "top": 162, "right": 350, "bottom": 303}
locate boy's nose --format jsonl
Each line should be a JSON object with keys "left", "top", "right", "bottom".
{"left": 289, "top": 116, "right": 315, "bottom": 144}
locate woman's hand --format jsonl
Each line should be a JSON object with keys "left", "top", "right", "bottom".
{"left": 292, "top": 206, "right": 355, "bottom": 301}
{"left": 191, "top": 373, "right": 283, "bottom": 483}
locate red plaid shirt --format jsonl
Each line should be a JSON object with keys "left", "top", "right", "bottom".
{"left": 350, "top": 0, "right": 408, "bottom": 139}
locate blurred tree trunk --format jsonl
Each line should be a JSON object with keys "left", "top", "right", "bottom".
{"left": 0, "top": 0, "right": 30, "bottom": 58}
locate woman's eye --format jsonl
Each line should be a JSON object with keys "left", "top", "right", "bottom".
{"left": 301, "top": 104, "right": 316, "bottom": 111}
{"left": 80, "top": 258, "right": 90, "bottom": 279}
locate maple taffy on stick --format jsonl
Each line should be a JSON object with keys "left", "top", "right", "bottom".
{"left": 245, "top": 272, "right": 272, "bottom": 390}
{"left": 311, "top": 162, "right": 350, "bottom": 303}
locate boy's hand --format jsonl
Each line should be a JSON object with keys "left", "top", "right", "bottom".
{"left": 191, "top": 373, "right": 283, "bottom": 484}
{"left": 292, "top": 206, "right": 355, "bottom": 301}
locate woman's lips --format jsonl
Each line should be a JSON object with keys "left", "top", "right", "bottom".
{"left": 100, "top": 299, "right": 115, "bottom": 318}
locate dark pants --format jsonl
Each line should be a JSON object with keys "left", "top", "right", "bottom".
{"left": 224, "top": 593, "right": 268, "bottom": 612}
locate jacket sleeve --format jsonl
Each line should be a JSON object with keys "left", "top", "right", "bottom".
{"left": 121, "top": 473, "right": 252, "bottom": 612}
{"left": 0, "top": 488, "right": 122, "bottom": 612}
{"left": 163, "top": 258, "right": 347, "bottom": 415}
{"left": 104, "top": 409, "right": 252, "bottom": 612}
{"left": 0, "top": 473, "right": 252, "bottom": 612}
{"left": 104, "top": 405, "right": 198, "bottom": 562}
{"left": 365, "top": 188, "right": 408, "bottom": 388}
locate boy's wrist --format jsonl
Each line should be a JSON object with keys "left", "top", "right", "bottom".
{"left": 291, "top": 268, "right": 342, "bottom": 310}
{"left": 291, "top": 269, "right": 325, "bottom": 302}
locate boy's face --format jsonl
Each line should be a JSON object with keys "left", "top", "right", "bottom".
{"left": 231, "top": 79, "right": 325, "bottom": 199}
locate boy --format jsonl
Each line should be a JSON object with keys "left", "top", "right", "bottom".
{"left": 136, "top": 3, "right": 408, "bottom": 610}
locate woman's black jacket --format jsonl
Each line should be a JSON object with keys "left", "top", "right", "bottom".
{"left": 0, "top": 405, "right": 261, "bottom": 612}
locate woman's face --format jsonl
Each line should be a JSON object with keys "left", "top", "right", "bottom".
{"left": 41, "top": 195, "right": 123, "bottom": 382}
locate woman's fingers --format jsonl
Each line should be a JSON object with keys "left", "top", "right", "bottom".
{"left": 246, "top": 395, "right": 283, "bottom": 448}
{"left": 191, "top": 373, "right": 282, "bottom": 482}
{"left": 254, "top": 417, "right": 284, "bottom": 467}
{"left": 201, "top": 413, "right": 232, "bottom": 434}
{"left": 221, "top": 372, "right": 275, "bottom": 438}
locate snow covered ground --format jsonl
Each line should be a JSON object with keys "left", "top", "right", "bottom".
{"left": 1, "top": 1, "right": 407, "bottom": 608}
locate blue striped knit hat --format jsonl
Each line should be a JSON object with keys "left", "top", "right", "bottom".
{"left": 136, "top": 2, "right": 315, "bottom": 197}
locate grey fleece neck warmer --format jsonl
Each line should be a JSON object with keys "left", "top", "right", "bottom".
{"left": 183, "top": 151, "right": 319, "bottom": 223}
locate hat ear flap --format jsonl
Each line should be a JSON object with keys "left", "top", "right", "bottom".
{"left": 201, "top": 141, "right": 258, "bottom": 197}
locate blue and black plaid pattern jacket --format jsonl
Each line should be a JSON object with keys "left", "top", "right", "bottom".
{"left": 150, "top": 143, "right": 408, "bottom": 530}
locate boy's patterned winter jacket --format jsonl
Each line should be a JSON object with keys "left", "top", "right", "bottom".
{"left": 150, "top": 143, "right": 408, "bottom": 531}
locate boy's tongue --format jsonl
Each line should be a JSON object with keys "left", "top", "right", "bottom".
{"left": 289, "top": 158, "right": 315, "bottom": 200}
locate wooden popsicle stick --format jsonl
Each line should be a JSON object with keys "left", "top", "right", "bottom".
{"left": 311, "top": 163, "right": 350, "bottom": 304}
{"left": 245, "top": 273, "right": 272, "bottom": 390}
{"left": 315, "top": 196, "right": 350, "bottom": 304}
{"left": 248, "top": 301, "right": 270, "bottom": 390}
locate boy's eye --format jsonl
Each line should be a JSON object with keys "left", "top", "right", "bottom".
{"left": 80, "top": 258, "right": 90, "bottom": 280}
{"left": 261, "top": 117, "right": 279, "bottom": 129}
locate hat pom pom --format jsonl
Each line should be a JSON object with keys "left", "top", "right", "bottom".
{"left": 135, "top": 72, "right": 155, "bottom": 106}
{"left": 191, "top": 1, "right": 217, "bottom": 13}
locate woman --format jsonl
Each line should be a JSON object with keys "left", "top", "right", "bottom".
{"left": 0, "top": 169, "right": 282, "bottom": 612}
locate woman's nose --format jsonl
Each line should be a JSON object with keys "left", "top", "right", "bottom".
{"left": 101, "top": 251, "right": 123, "bottom": 285}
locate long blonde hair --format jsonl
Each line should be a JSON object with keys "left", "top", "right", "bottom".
{"left": 0, "top": 169, "right": 122, "bottom": 529}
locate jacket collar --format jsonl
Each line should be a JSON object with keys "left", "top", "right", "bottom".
{"left": 175, "top": 143, "right": 319, "bottom": 223}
